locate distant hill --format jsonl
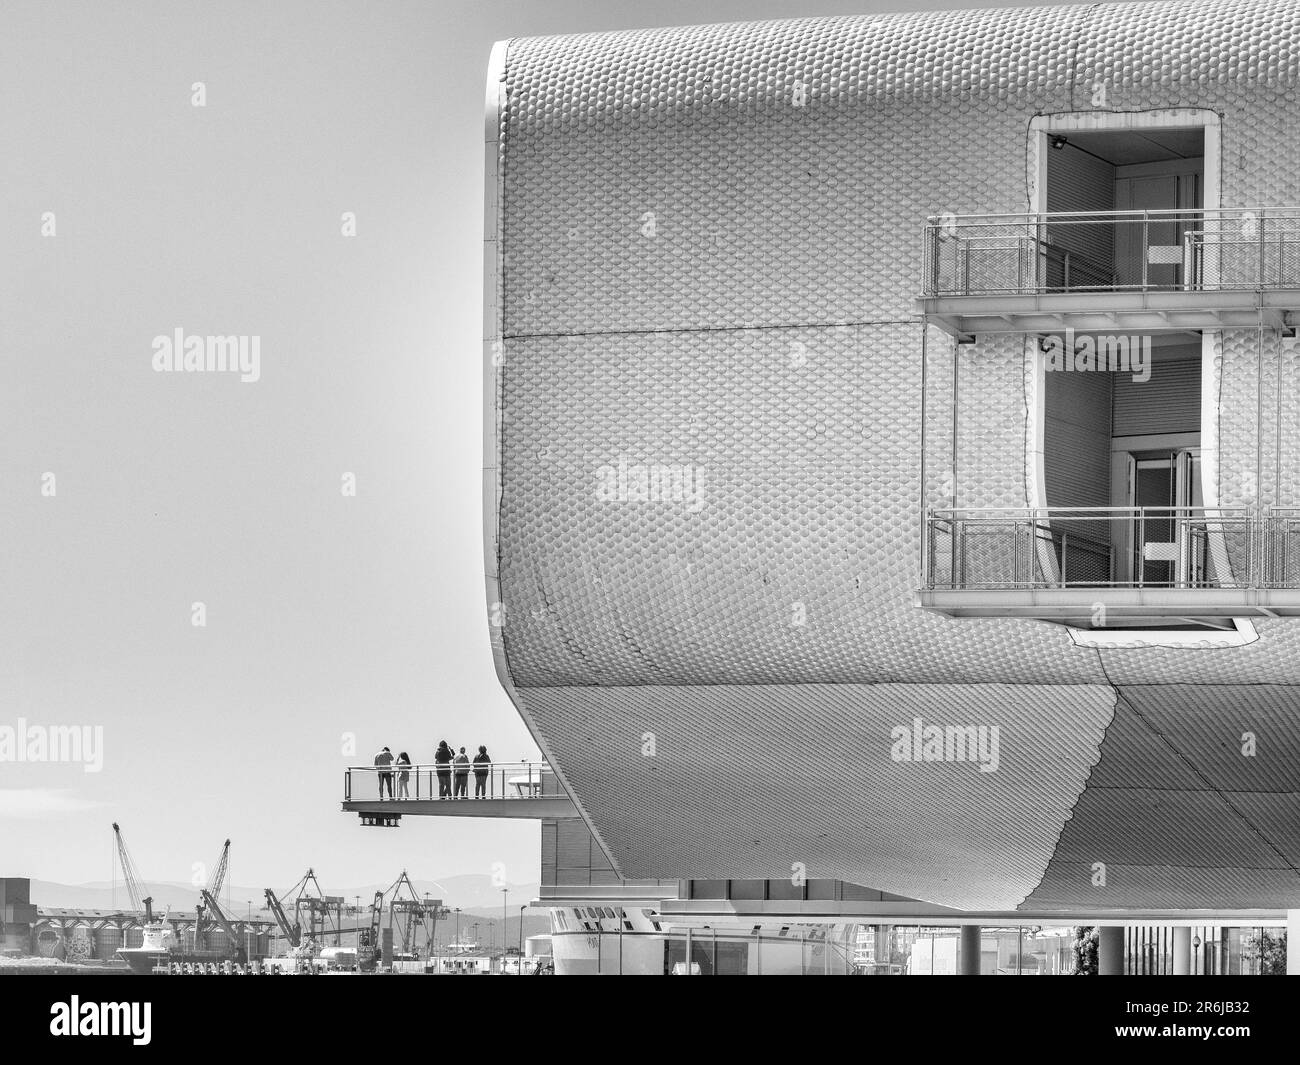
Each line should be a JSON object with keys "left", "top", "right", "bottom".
{"left": 29, "top": 874, "right": 542, "bottom": 916}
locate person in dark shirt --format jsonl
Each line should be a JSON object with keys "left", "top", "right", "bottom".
{"left": 472, "top": 745, "right": 491, "bottom": 799}
{"left": 434, "top": 740, "right": 453, "bottom": 799}
{"left": 374, "top": 746, "right": 394, "bottom": 800}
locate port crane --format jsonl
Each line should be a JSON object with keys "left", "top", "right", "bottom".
{"left": 264, "top": 868, "right": 343, "bottom": 952}
{"left": 386, "top": 872, "right": 446, "bottom": 958}
{"left": 359, "top": 890, "right": 384, "bottom": 972}
{"left": 198, "top": 889, "right": 248, "bottom": 963}
{"left": 194, "top": 839, "right": 231, "bottom": 951}
{"left": 264, "top": 887, "right": 300, "bottom": 948}
{"left": 294, "top": 869, "right": 342, "bottom": 947}
{"left": 111, "top": 822, "right": 154, "bottom": 922}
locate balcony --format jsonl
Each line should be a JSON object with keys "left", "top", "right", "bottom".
{"left": 917, "top": 507, "right": 1300, "bottom": 625}
{"left": 918, "top": 209, "right": 1300, "bottom": 340}
{"left": 341, "top": 761, "right": 579, "bottom": 825}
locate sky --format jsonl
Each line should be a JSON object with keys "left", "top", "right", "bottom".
{"left": 0, "top": 0, "right": 1124, "bottom": 895}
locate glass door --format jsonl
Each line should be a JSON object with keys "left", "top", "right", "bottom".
{"left": 1127, "top": 448, "right": 1202, "bottom": 586}
{"left": 1133, "top": 456, "right": 1175, "bottom": 585}
{"left": 1176, "top": 448, "right": 1205, "bottom": 586}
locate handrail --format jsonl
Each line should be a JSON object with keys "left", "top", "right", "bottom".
{"left": 923, "top": 208, "right": 1300, "bottom": 297}
{"left": 344, "top": 761, "right": 561, "bottom": 802}
{"left": 925, "top": 506, "right": 1257, "bottom": 591}
{"left": 930, "top": 509, "right": 1253, "bottom": 522}
{"left": 928, "top": 208, "right": 1300, "bottom": 222}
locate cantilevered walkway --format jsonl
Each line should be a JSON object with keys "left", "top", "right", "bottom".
{"left": 342, "top": 761, "right": 579, "bottom": 826}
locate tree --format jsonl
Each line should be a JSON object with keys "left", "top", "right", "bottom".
{"left": 1071, "top": 926, "right": 1099, "bottom": 975}
{"left": 1242, "top": 929, "right": 1287, "bottom": 975}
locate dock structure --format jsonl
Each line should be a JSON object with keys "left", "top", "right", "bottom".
{"left": 26, "top": 907, "right": 277, "bottom": 963}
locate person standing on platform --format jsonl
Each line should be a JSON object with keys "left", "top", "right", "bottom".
{"left": 453, "top": 746, "right": 471, "bottom": 798}
{"left": 472, "top": 745, "right": 491, "bottom": 798}
{"left": 395, "top": 751, "right": 412, "bottom": 799}
{"left": 435, "top": 740, "right": 453, "bottom": 798}
{"left": 374, "top": 746, "right": 394, "bottom": 800}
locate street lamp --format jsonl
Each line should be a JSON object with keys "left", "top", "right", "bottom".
{"left": 519, "top": 905, "right": 526, "bottom": 959}
{"left": 502, "top": 887, "right": 509, "bottom": 972}
{"left": 454, "top": 907, "right": 461, "bottom": 948}
{"left": 1192, "top": 934, "right": 1202, "bottom": 975}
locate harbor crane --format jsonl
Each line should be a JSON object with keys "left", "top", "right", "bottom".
{"left": 111, "top": 822, "right": 154, "bottom": 922}
{"left": 359, "top": 890, "right": 384, "bottom": 972}
{"left": 198, "top": 889, "right": 247, "bottom": 963}
{"left": 194, "top": 839, "right": 231, "bottom": 951}
{"left": 264, "top": 868, "right": 343, "bottom": 952}
{"left": 386, "top": 872, "right": 446, "bottom": 958}
{"left": 264, "top": 887, "right": 302, "bottom": 949}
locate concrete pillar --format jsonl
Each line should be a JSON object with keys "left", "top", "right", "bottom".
{"left": 959, "top": 925, "right": 982, "bottom": 975}
{"left": 1288, "top": 911, "right": 1300, "bottom": 975}
{"left": 1172, "top": 926, "right": 1191, "bottom": 975}
{"left": 1098, "top": 925, "right": 1125, "bottom": 975}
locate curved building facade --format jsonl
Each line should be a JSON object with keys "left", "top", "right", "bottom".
{"left": 484, "top": 0, "right": 1300, "bottom": 920}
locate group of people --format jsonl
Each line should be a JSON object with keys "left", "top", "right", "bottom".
{"left": 372, "top": 742, "right": 494, "bottom": 800}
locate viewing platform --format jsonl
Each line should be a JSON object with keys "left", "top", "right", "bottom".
{"left": 341, "top": 761, "right": 579, "bottom": 825}
{"left": 918, "top": 208, "right": 1300, "bottom": 340}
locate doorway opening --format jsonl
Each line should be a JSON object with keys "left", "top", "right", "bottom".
{"left": 1041, "top": 338, "right": 1219, "bottom": 628}
{"left": 1044, "top": 127, "right": 1205, "bottom": 291}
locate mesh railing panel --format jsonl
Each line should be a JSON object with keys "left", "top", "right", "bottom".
{"left": 926, "top": 510, "right": 1254, "bottom": 591}
{"left": 925, "top": 211, "right": 1300, "bottom": 296}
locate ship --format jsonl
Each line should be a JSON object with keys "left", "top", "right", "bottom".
{"left": 116, "top": 915, "right": 242, "bottom": 974}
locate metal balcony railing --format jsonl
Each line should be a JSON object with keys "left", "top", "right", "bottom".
{"left": 343, "top": 761, "right": 562, "bottom": 803}
{"left": 1261, "top": 509, "right": 1300, "bottom": 589}
{"left": 924, "top": 507, "right": 1257, "bottom": 591}
{"left": 923, "top": 209, "right": 1300, "bottom": 297}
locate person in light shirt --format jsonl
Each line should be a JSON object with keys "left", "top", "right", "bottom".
{"left": 453, "top": 746, "right": 471, "bottom": 799}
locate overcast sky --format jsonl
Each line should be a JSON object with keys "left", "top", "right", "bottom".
{"left": 0, "top": 0, "right": 1119, "bottom": 896}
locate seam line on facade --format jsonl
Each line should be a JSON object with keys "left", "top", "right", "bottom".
{"left": 501, "top": 318, "right": 922, "bottom": 342}
{"left": 1109, "top": 686, "right": 1300, "bottom": 875}
{"left": 1016, "top": 650, "right": 1119, "bottom": 909}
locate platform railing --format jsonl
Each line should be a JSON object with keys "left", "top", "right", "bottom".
{"left": 344, "top": 761, "right": 561, "bottom": 803}
{"left": 923, "top": 209, "right": 1300, "bottom": 297}
{"left": 1260, "top": 508, "right": 1300, "bottom": 589}
{"left": 924, "top": 506, "right": 1254, "bottom": 591}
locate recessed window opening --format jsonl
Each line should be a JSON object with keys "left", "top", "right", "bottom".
{"left": 1045, "top": 127, "right": 1205, "bottom": 292}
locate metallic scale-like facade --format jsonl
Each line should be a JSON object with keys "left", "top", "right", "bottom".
{"left": 485, "top": 1, "right": 1300, "bottom": 912}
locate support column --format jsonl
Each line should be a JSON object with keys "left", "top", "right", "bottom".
{"left": 1098, "top": 925, "right": 1125, "bottom": 975}
{"left": 1288, "top": 911, "right": 1300, "bottom": 975}
{"left": 1172, "top": 926, "right": 1191, "bottom": 975}
{"left": 959, "top": 925, "right": 981, "bottom": 975}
